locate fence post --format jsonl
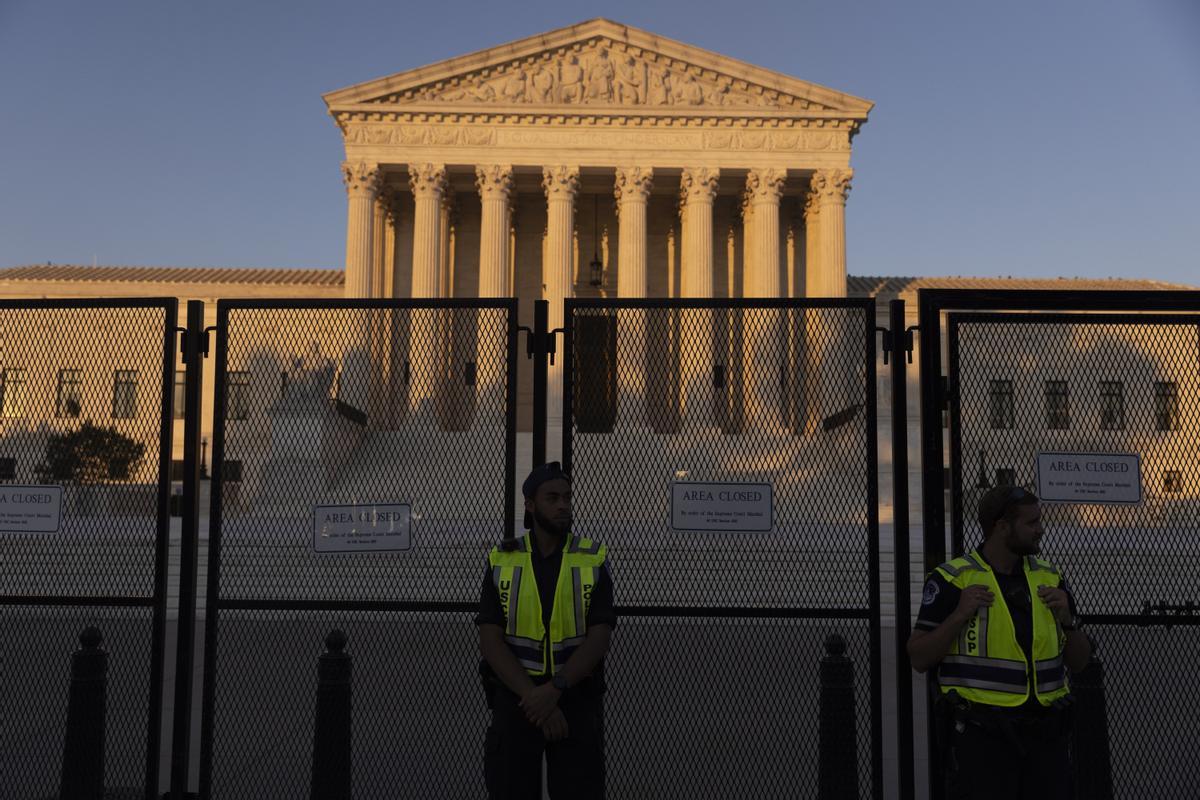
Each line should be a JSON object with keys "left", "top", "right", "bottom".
{"left": 1072, "top": 637, "right": 1112, "bottom": 800}
{"left": 819, "top": 632, "right": 858, "bottom": 800}
{"left": 60, "top": 627, "right": 107, "bottom": 800}
{"left": 311, "top": 630, "right": 352, "bottom": 800}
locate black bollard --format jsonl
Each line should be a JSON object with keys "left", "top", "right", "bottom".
{"left": 1072, "top": 638, "right": 1113, "bottom": 800}
{"left": 818, "top": 633, "right": 859, "bottom": 800}
{"left": 311, "top": 630, "right": 352, "bottom": 800}
{"left": 60, "top": 627, "right": 107, "bottom": 800}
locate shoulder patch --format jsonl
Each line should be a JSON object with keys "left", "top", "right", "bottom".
{"left": 922, "top": 579, "right": 940, "bottom": 606}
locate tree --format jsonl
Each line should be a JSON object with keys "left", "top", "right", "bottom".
{"left": 34, "top": 421, "right": 146, "bottom": 484}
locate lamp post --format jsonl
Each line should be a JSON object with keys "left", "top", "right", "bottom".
{"left": 200, "top": 436, "right": 209, "bottom": 480}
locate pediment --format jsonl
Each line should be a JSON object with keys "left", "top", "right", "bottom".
{"left": 324, "top": 19, "right": 872, "bottom": 117}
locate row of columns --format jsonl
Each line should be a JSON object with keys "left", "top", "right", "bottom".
{"left": 342, "top": 161, "right": 853, "bottom": 305}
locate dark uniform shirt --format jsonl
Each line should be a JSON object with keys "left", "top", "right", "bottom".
{"left": 476, "top": 534, "right": 617, "bottom": 687}
{"left": 916, "top": 551, "right": 1077, "bottom": 708}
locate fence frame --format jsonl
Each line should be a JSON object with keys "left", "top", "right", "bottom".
{"left": 0, "top": 296, "right": 177, "bottom": 798}
{"left": 195, "top": 296, "right": 519, "bottom": 797}
{"left": 561, "top": 295, "right": 885, "bottom": 798}
{"left": 916, "top": 288, "right": 1200, "bottom": 799}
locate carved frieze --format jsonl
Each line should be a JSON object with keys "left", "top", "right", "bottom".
{"left": 345, "top": 126, "right": 497, "bottom": 146}
{"left": 372, "top": 38, "right": 833, "bottom": 112}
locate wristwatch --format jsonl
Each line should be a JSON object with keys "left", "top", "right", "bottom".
{"left": 1062, "top": 616, "right": 1081, "bottom": 632}
{"left": 551, "top": 673, "right": 570, "bottom": 691}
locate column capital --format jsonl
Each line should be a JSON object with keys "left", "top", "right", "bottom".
{"left": 408, "top": 163, "right": 447, "bottom": 200}
{"left": 802, "top": 190, "right": 821, "bottom": 224}
{"left": 379, "top": 189, "right": 402, "bottom": 225}
{"left": 614, "top": 166, "right": 654, "bottom": 203}
{"left": 475, "top": 164, "right": 514, "bottom": 202}
{"left": 745, "top": 168, "right": 787, "bottom": 205}
{"left": 679, "top": 167, "right": 720, "bottom": 205}
{"left": 342, "top": 160, "right": 382, "bottom": 195}
{"left": 810, "top": 168, "right": 853, "bottom": 206}
{"left": 542, "top": 165, "right": 580, "bottom": 200}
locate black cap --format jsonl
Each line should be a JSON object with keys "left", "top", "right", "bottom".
{"left": 978, "top": 484, "right": 1038, "bottom": 535}
{"left": 522, "top": 461, "right": 570, "bottom": 529}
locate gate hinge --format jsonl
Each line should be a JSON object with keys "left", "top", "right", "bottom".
{"left": 520, "top": 325, "right": 561, "bottom": 363}
{"left": 877, "top": 325, "right": 918, "bottom": 365}
{"left": 178, "top": 326, "right": 214, "bottom": 364}
{"left": 876, "top": 327, "right": 892, "bottom": 365}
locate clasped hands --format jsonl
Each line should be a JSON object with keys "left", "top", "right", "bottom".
{"left": 520, "top": 682, "right": 569, "bottom": 742}
{"left": 953, "top": 584, "right": 1074, "bottom": 627}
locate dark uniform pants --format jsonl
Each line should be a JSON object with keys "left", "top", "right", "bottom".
{"left": 484, "top": 687, "right": 604, "bottom": 800}
{"left": 946, "top": 707, "right": 1073, "bottom": 799}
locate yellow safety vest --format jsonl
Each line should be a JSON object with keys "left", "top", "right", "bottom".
{"left": 488, "top": 534, "right": 607, "bottom": 676}
{"left": 933, "top": 550, "right": 1071, "bottom": 707}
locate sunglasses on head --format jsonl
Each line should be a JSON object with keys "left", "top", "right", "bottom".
{"left": 989, "top": 486, "right": 1031, "bottom": 528}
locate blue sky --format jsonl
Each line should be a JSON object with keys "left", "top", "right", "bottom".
{"left": 1, "top": 0, "right": 1196, "bottom": 283}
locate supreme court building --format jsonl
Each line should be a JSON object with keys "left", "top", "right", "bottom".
{"left": 328, "top": 18, "right": 869, "bottom": 313}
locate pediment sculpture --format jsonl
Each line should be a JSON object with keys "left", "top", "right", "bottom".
{"left": 379, "top": 40, "right": 831, "bottom": 111}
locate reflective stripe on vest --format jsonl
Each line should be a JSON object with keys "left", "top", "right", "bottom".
{"left": 932, "top": 550, "right": 1070, "bottom": 707}
{"left": 489, "top": 533, "right": 607, "bottom": 676}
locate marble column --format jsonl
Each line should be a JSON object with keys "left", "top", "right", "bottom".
{"left": 475, "top": 165, "right": 515, "bottom": 404}
{"left": 340, "top": 161, "right": 381, "bottom": 421}
{"left": 743, "top": 169, "right": 786, "bottom": 298}
{"left": 679, "top": 167, "right": 719, "bottom": 298}
{"left": 542, "top": 165, "right": 580, "bottom": 455}
{"left": 675, "top": 168, "right": 719, "bottom": 428}
{"left": 743, "top": 169, "right": 787, "bottom": 428}
{"left": 365, "top": 192, "right": 390, "bottom": 422}
{"left": 342, "top": 160, "right": 381, "bottom": 299}
{"left": 811, "top": 169, "right": 852, "bottom": 298}
{"left": 408, "top": 164, "right": 447, "bottom": 422}
{"left": 439, "top": 193, "right": 457, "bottom": 298}
{"left": 613, "top": 167, "right": 653, "bottom": 428}
{"left": 476, "top": 165, "right": 514, "bottom": 297}
{"left": 615, "top": 167, "right": 653, "bottom": 298}
{"left": 408, "top": 163, "right": 446, "bottom": 299}
{"left": 371, "top": 194, "right": 388, "bottom": 299}
{"left": 805, "top": 169, "right": 854, "bottom": 434}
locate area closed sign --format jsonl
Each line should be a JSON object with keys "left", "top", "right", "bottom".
{"left": 1036, "top": 452, "right": 1141, "bottom": 504}
{"left": 0, "top": 485, "right": 62, "bottom": 533}
{"left": 313, "top": 503, "right": 412, "bottom": 552}
{"left": 671, "top": 481, "right": 773, "bottom": 532}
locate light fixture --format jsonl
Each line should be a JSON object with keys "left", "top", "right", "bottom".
{"left": 589, "top": 193, "right": 603, "bottom": 288}
{"left": 975, "top": 447, "right": 991, "bottom": 489}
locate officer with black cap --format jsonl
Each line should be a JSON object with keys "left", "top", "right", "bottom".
{"left": 476, "top": 462, "right": 616, "bottom": 799}
{"left": 908, "top": 485, "right": 1091, "bottom": 798}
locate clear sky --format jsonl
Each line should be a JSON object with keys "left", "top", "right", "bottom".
{"left": 1, "top": 0, "right": 1196, "bottom": 283}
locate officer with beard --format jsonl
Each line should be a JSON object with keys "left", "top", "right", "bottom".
{"left": 908, "top": 485, "right": 1092, "bottom": 799}
{"left": 476, "top": 462, "right": 615, "bottom": 799}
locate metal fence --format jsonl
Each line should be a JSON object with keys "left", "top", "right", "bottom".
{"left": 8, "top": 291, "right": 1200, "bottom": 799}
{"left": 563, "top": 298, "right": 883, "bottom": 799}
{"left": 919, "top": 290, "right": 1200, "bottom": 800}
{"left": 0, "top": 299, "right": 176, "bottom": 799}
{"left": 198, "top": 299, "right": 518, "bottom": 798}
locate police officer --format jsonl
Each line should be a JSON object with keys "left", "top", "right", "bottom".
{"left": 908, "top": 485, "right": 1092, "bottom": 799}
{"left": 476, "top": 462, "right": 616, "bottom": 799}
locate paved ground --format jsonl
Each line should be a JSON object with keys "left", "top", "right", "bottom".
{"left": 5, "top": 511, "right": 1199, "bottom": 799}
